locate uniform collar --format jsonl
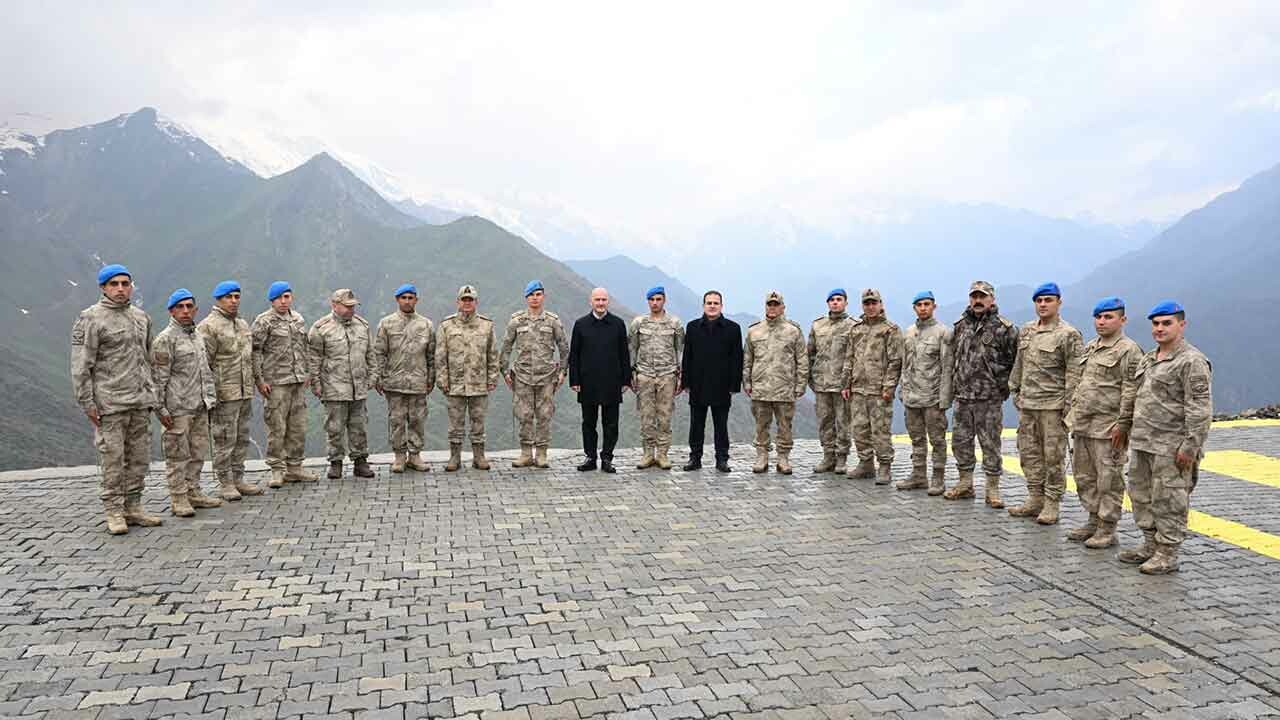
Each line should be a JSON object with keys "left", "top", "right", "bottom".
{"left": 168, "top": 317, "right": 196, "bottom": 334}
{"left": 914, "top": 316, "right": 937, "bottom": 329}
{"left": 98, "top": 296, "right": 130, "bottom": 310}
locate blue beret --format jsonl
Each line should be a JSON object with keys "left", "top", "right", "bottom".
{"left": 1032, "top": 282, "right": 1061, "bottom": 299}
{"left": 826, "top": 287, "right": 847, "bottom": 302}
{"left": 394, "top": 283, "right": 418, "bottom": 298}
{"left": 212, "top": 280, "right": 241, "bottom": 299}
{"left": 911, "top": 290, "right": 935, "bottom": 304}
{"left": 524, "top": 280, "right": 544, "bottom": 297}
{"left": 166, "top": 288, "right": 194, "bottom": 310}
{"left": 267, "top": 281, "right": 291, "bottom": 301}
{"left": 646, "top": 285, "right": 665, "bottom": 300}
{"left": 97, "top": 264, "right": 130, "bottom": 285}
{"left": 1092, "top": 296, "right": 1124, "bottom": 317}
{"left": 1147, "top": 300, "right": 1184, "bottom": 319}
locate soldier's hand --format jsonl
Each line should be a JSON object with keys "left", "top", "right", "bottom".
{"left": 374, "top": 383, "right": 384, "bottom": 396}
{"left": 840, "top": 389, "right": 850, "bottom": 400}
{"left": 674, "top": 384, "right": 683, "bottom": 398}
{"left": 1012, "top": 394, "right": 1022, "bottom": 410}
{"left": 881, "top": 389, "right": 893, "bottom": 402}
{"left": 1175, "top": 450, "right": 1194, "bottom": 470}
{"left": 310, "top": 383, "right": 321, "bottom": 399}
{"left": 571, "top": 385, "right": 581, "bottom": 393}
{"left": 504, "top": 373, "right": 513, "bottom": 389}
{"left": 85, "top": 407, "right": 100, "bottom": 427}
{"left": 488, "top": 383, "right": 497, "bottom": 392}
{"left": 158, "top": 413, "right": 173, "bottom": 430}
{"left": 1109, "top": 426, "right": 1128, "bottom": 450}
{"left": 257, "top": 382, "right": 271, "bottom": 397}
{"left": 744, "top": 388, "right": 752, "bottom": 397}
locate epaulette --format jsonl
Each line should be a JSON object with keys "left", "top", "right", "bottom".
{"left": 788, "top": 319, "right": 803, "bottom": 332}
{"left": 442, "top": 313, "right": 459, "bottom": 322}
{"left": 999, "top": 316, "right": 1013, "bottom": 328}
{"left": 748, "top": 320, "right": 763, "bottom": 328}
{"left": 477, "top": 313, "right": 492, "bottom": 322}
{"left": 545, "top": 310, "right": 560, "bottom": 320}
{"left": 509, "top": 310, "right": 525, "bottom": 320}
{"left": 813, "top": 315, "right": 827, "bottom": 324}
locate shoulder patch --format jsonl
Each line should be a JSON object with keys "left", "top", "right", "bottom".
{"left": 153, "top": 351, "right": 170, "bottom": 366}
{"left": 71, "top": 317, "right": 87, "bottom": 346}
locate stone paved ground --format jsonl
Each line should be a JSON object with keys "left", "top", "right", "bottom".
{"left": 2, "top": 426, "right": 1280, "bottom": 719}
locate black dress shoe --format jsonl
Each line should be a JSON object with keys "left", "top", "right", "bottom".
{"left": 600, "top": 460, "right": 617, "bottom": 474}
{"left": 682, "top": 459, "right": 703, "bottom": 471}
{"left": 577, "top": 459, "right": 597, "bottom": 472}
{"left": 716, "top": 461, "right": 732, "bottom": 473}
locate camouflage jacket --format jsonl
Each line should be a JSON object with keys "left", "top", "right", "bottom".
{"left": 743, "top": 315, "right": 808, "bottom": 402}
{"left": 307, "top": 312, "right": 374, "bottom": 401}
{"left": 1130, "top": 339, "right": 1213, "bottom": 459}
{"left": 807, "top": 311, "right": 857, "bottom": 393}
{"left": 152, "top": 318, "right": 216, "bottom": 416}
{"left": 1066, "top": 332, "right": 1143, "bottom": 439}
{"left": 900, "top": 317, "right": 953, "bottom": 409}
{"left": 197, "top": 306, "right": 254, "bottom": 402}
{"left": 374, "top": 311, "right": 436, "bottom": 394}
{"left": 251, "top": 308, "right": 309, "bottom": 386}
{"left": 70, "top": 297, "right": 156, "bottom": 415}
{"left": 1009, "top": 317, "right": 1085, "bottom": 411}
{"left": 628, "top": 312, "right": 684, "bottom": 377}
{"left": 951, "top": 306, "right": 1018, "bottom": 402}
{"left": 843, "top": 314, "right": 903, "bottom": 396}
{"left": 436, "top": 312, "right": 499, "bottom": 396}
{"left": 501, "top": 309, "right": 569, "bottom": 384}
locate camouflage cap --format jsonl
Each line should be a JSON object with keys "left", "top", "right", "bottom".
{"left": 969, "top": 280, "right": 994, "bottom": 296}
{"left": 861, "top": 288, "right": 882, "bottom": 302}
{"left": 330, "top": 288, "right": 359, "bottom": 306}
{"left": 764, "top": 290, "right": 784, "bottom": 304}
{"left": 457, "top": 284, "right": 478, "bottom": 300}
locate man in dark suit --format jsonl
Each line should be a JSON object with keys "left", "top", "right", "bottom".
{"left": 569, "top": 288, "right": 632, "bottom": 473}
{"left": 680, "top": 290, "right": 743, "bottom": 472}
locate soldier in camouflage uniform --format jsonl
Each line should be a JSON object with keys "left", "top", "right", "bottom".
{"left": 252, "top": 281, "right": 316, "bottom": 488}
{"left": 1065, "top": 296, "right": 1143, "bottom": 549}
{"left": 841, "top": 289, "right": 903, "bottom": 485}
{"left": 947, "top": 280, "right": 1019, "bottom": 506}
{"left": 199, "top": 281, "right": 264, "bottom": 500}
{"left": 374, "top": 283, "right": 436, "bottom": 473}
{"left": 808, "top": 289, "right": 856, "bottom": 474}
{"left": 1008, "top": 282, "right": 1085, "bottom": 525}
{"left": 436, "top": 285, "right": 499, "bottom": 471}
{"left": 628, "top": 286, "right": 684, "bottom": 470}
{"left": 153, "top": 289, "right": 221, "bottom": 518}
{"left": 898, "top": 291, "right": 952, "bottom": 493}
{"left": 71, "top": 264, "right": 163, "bottom": 534}
{"left": 501, "top": 281, "right": 569, "bottom": 469}
{"left": 309, "top": 289, "right": 376, "bottom": 479}
{"left": 743, "top": 291, "right": 809, "bottom": 475}
{"left": 1119, "top": 301, "right": 1212, "bottom": 575}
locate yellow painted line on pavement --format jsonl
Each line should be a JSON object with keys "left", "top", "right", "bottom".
{"left": 1199, "top": 450, "right": 1280, "bottom": 489}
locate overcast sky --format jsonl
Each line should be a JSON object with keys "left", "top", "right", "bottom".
{"left": 5, "top": 1, "right": 1280, "bottom": 233}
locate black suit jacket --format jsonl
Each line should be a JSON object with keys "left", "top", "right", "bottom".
{"left": 568, "top": 312, "right": 631, "bottom": 405}
{"left": 680, "top": 315, "right": 743, "bottom": 408}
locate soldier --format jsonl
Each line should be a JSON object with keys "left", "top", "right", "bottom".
{"left": 436, "top": 285, "right": 499, "bottom": 472}
{"left": 841, "top": 289, "right": 903, "bottom": 485}
{"left": 743, "top": 291, "right": 808, "bottom": 475}
{"left": 1065, "top": 296, "right": 1143, "bottom": 549}
{"left": 199, "top": 280, "right": 263, "bottom": 500}
{"left": 628, "top": 286, "right": 684, "bottom": 470}
{"left": 251, "top": 281, "right": 316, "bottom": 488}
{"left": 1119, "top": 301, "right": 1212, "bottom": 574}
{"left": 71, "top": 264, "right": 163, "bottom": 534}
{"left": 808, "top": 288, "right": 856, "bottom": 474}
{"left": 374, "top": 283, "right": 436, "bottom": 473}
{"left": 153, "top": 288, "right": 222, "bottom": 517}
{"left": 1007, "top": 282, "right": 1085, "bottom": 525}
{"left": 947, "top": 280, "right": 1018, "bottom": 506}
{"left": 898, "top": 291, "right": 952, "bottom": 493}
{"left": 500, "top": 280, "right": 568, "bottom": 469}
{"left": 309, "top": 289, "right": 376, "bottom": 479}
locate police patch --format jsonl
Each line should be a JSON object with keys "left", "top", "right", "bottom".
{"left": 71, "top": 320, "right": 86, "bottom": 346}
{"left": 1191, "top": 377, "right": 1210, "bottom": 395}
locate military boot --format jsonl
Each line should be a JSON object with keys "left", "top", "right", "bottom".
{"left": 188, "top": 485, "right": 223, "bottom": 508}
{"left": 105, "top": 511, "right": 128, "bottom": 535}
{"left": 123, "top": 498, "right": 163, "bottom": 527}
{"left": 1139, "top": 544, "right": 1180, "bottom": 575}
{"left": 1067, "top": 514, "right": 1100, "bottom": 542}
{"left": 943, "top": 470, "right": 974, "bottom": 500}
{"left": 1118, "top": 530, "right": 1157, "bottom": 564}
{"left": 268, "top": 468, "right": 286, "bottom": 488}
{"left": 896, "top": 465, "right": 927, "bottom": 491}
{"left": 353, "top": 458, "right": 375, "bottom": 478}
{"left": 535, "top": 447, "right": 551, "bottom": 468}
{"left": 1084, "top": 521, "right": 1117, "bottom": 549}
{"left": 327, "top": 461, "right": 343, "bottom": 479}
{"left": 846, "top": 458, "right": 876, "bottom": 479}
{"left": 636, "top": 446, "right": 657, "bottom": 469}
{"left": 512, "top": 446, "right": 536, "bottom": 468}
{"left": 833, "top": 453, "right": 848, "bottom": 474}
{"left": 287, "top": 464, "right": 318, "bottom": 482}
{"left": 752, "top": 449, "right": 769, "bottom": 474}
{"left": 472, "top": 444, "right": 491, "bottom": 470}
{"left": 1035, "top": 497, "right": 1061, "bottom": 525}
{"left": 1007, "top": 492, "right": 1044, "bottom": 518}
{"left": 875, "top": 462, "right": 892, "bottom": 485}
{"left": 219, "top": 476, "right": 242, "bottom": 501}
{"left": 390, "top": 452, "right": 407, "bottom": 474}
{"left": 984, "top": 474, "right": 1005, "bottom": 508}
{"left": 405, "top": 453, "right": 430, "bottom": 472}
{"left": 776, "top": 451, "right": 793, "bottom": 475}
{"left": 445, "top": 444, "right": 462, "bottom": 472}
{"left": 234, "top": 476, "right": 263, "bottom": 496}
{"left": 927, "top": 466, "right": 946, "bottom": 496}
{"left": 655, "top": 447, "right": 673, "bottom": 470}
{"left": 813, "top": 451, "right": 836, "bottom": 474}
{"left": 170, "top": 493, "right": 195, "bottom": 518}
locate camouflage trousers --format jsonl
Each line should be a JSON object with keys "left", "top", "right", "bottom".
{"left": 1016, "top": 408, "right": 1068, "bottom": 500}
{"left": 513, "top": 380, "right": 555, "bottom": 449}
{"left": 161, "top": 411, "right": 209, "bottom": 496}
{"left": 849, "top": 393, "right": 893, "bottom": 463}
{"left": 752, "top": 400, "right": 795, "bottom": 453}
{"left": 386, "top": 391, "right": 428, "bottom": 453}
{"left": 634, "top": 373, "right": 677, "bottom": 450}
{"left": 95, "top": 408, "right": 150, "bottom": 512}
{"left": 447, "top": 394, "right": 489, "bottom": 445}
{"left": 1129, "top": 449, "right": 1197, "bottom": 547}
{"left": 952, "top": 398, "right": 1003, "bottom": 476}
{"left": 210, "top": 398, "right": 252, "bottom": 481}
{"left": 323, "top": 399, "right": 369, "bottom": 462}
{"left": 905, "top": 405, "right": 948, "bottom": 471}
{"left": 814, "top": 392, "right": 851, "bottom": 455}
{"left": 1073, "top": 434, "right": 1127, "bottom": 524}
{"left": 264, "top": 382, "right": 307, "bottom": 469}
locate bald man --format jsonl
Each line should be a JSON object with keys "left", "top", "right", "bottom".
{"left": 568, "top": 288, "right": 632, "bottom": 473}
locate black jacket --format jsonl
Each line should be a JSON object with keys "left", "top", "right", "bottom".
{"left": 569, "top": 312, "right": 632, "bottom": 405}
{"left": 680, "top": 315, "right": 743, "bottom": 407}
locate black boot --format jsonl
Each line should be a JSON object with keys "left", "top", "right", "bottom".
{"left": 683, "top": 456, "right": 703, "bottom": 471}
{"left": 600, "top": 459, "right": 617, "bottom": 474}
{"left": 576, "top": 458, "right": 597, "bottom": 472}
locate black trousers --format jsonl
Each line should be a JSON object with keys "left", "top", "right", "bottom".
{"left": 581, "top": 402, "right": 620, "bottom": 460}
{"left": 689, "top": 403, "right": 731, "bottom": 462}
